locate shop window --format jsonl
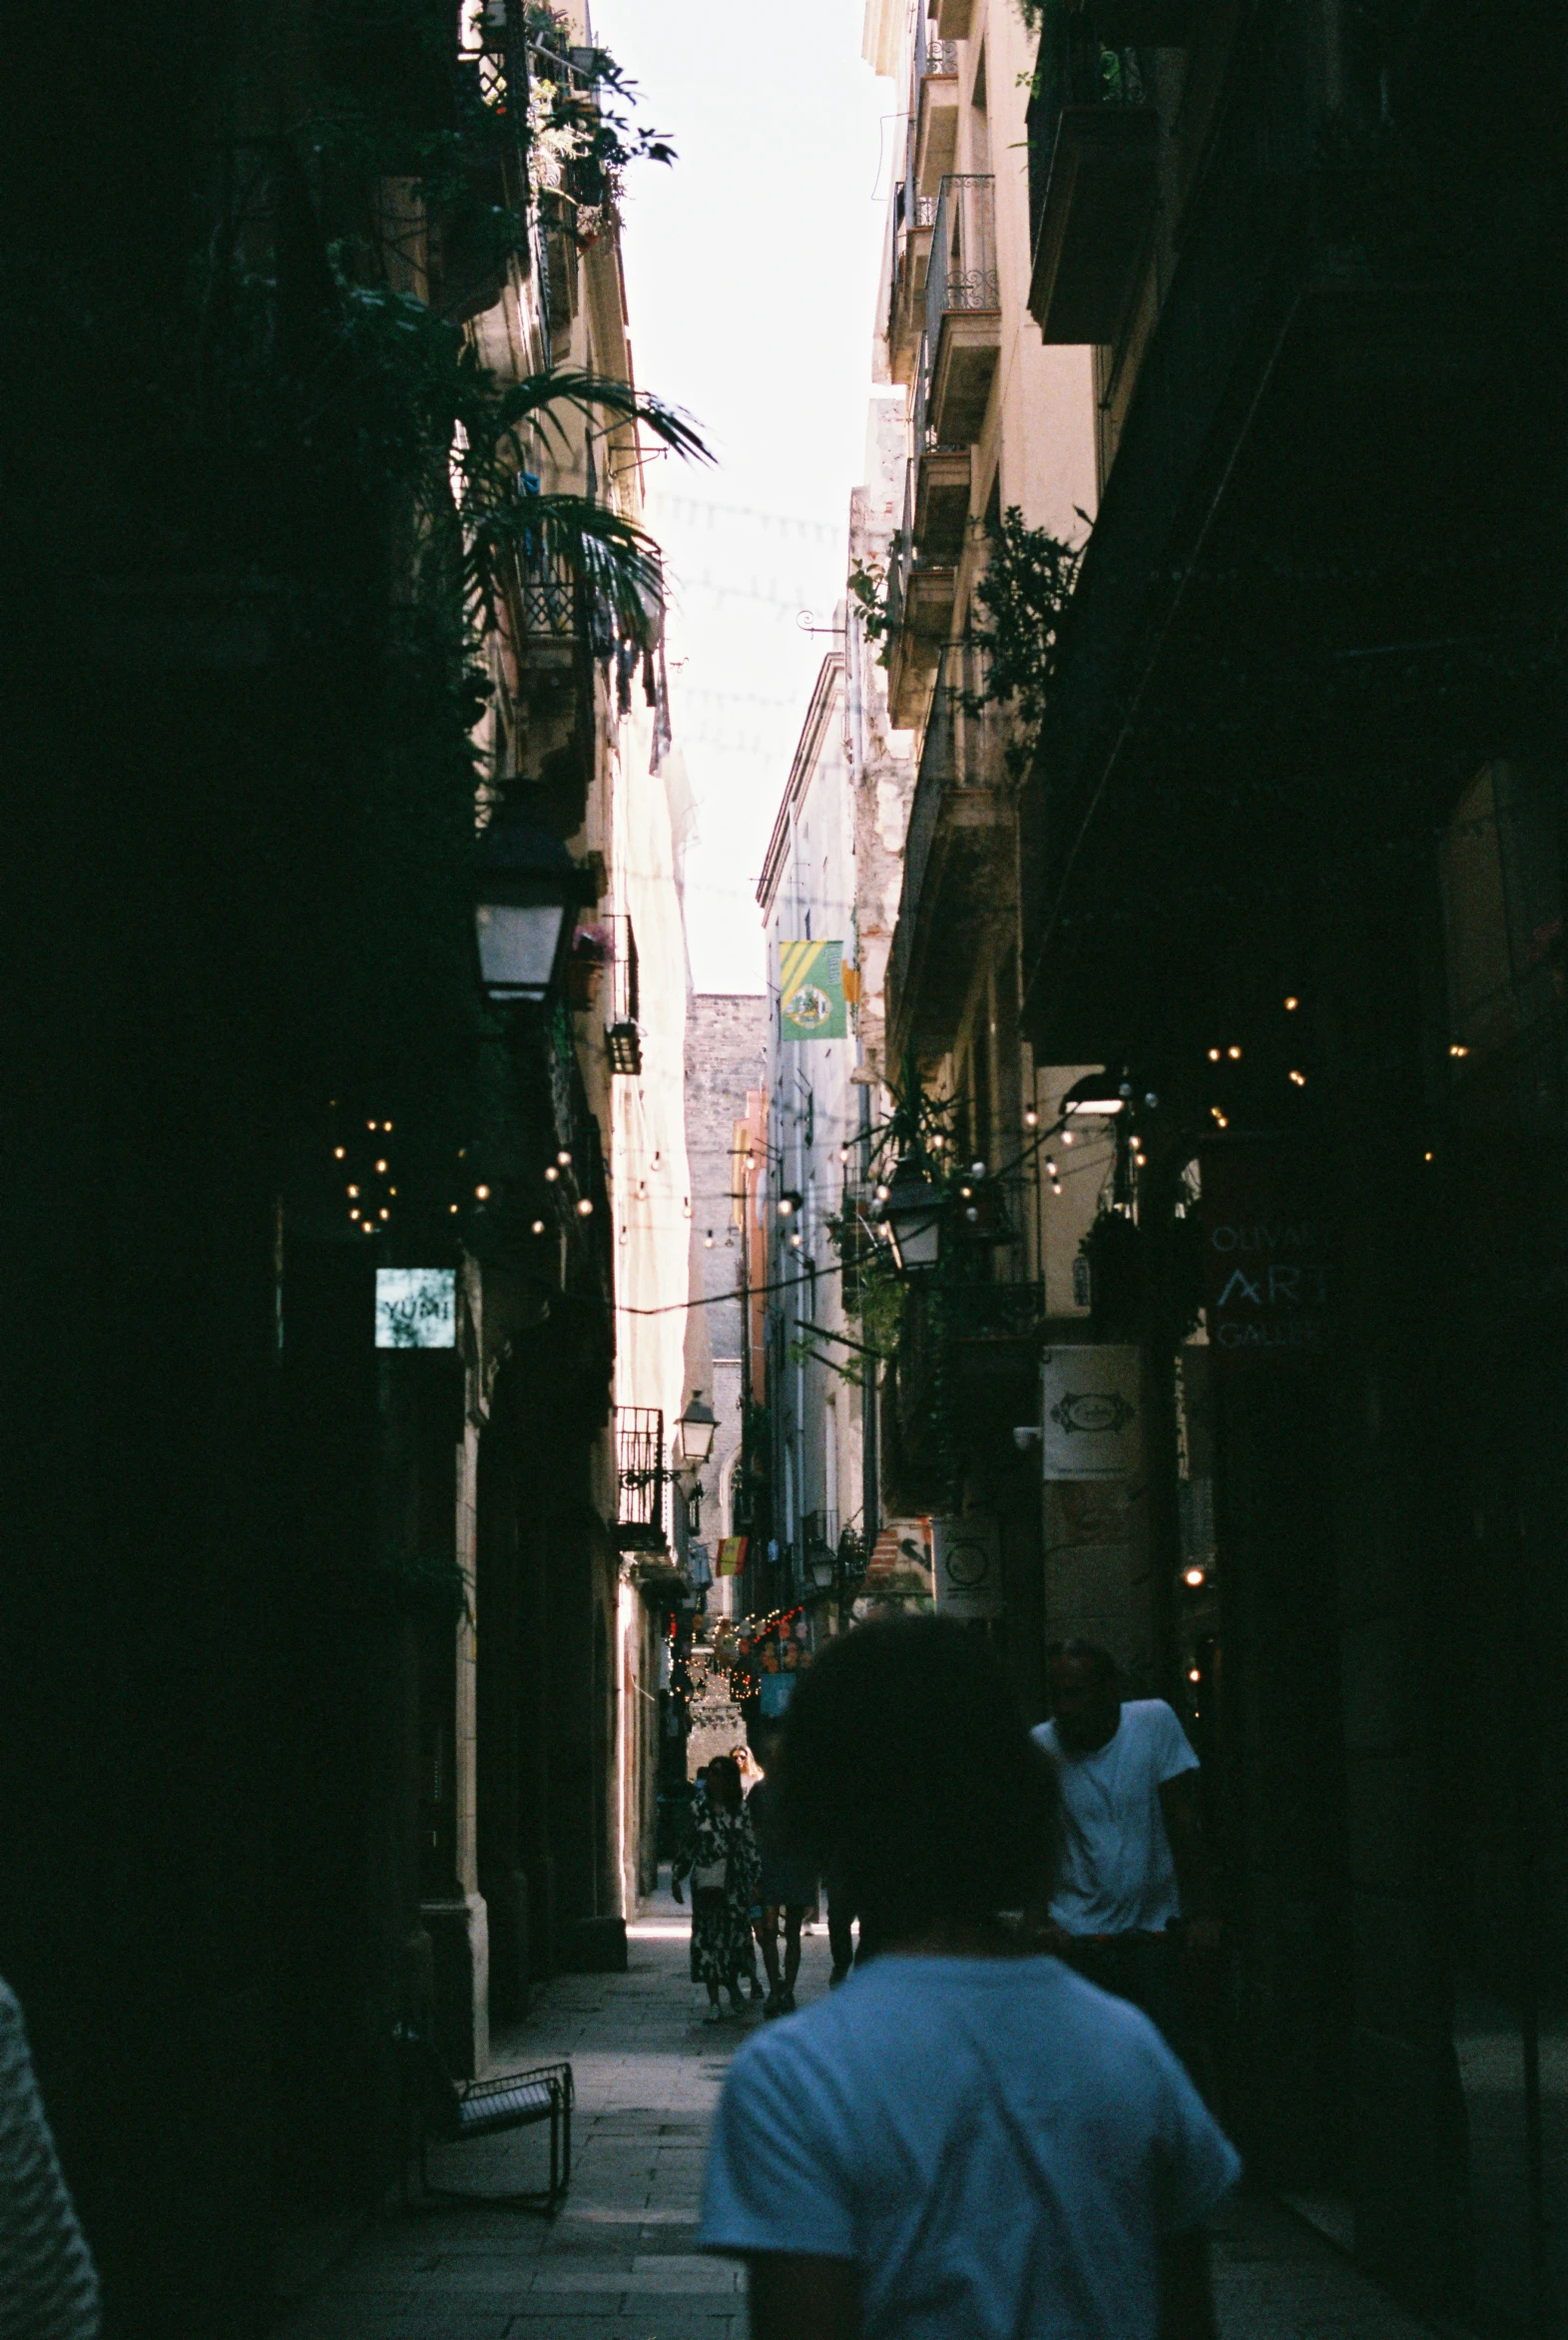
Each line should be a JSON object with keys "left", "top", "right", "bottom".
{"left": 1439, "top": 762, "right": 1563, "bottom": 1059}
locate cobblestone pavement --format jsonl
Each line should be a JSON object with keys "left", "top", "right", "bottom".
{"left": 273, "top": 1889, "right": 1449, "bottom": 2340}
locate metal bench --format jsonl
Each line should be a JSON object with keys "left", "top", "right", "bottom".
{"left": 396, "top": 2030, "right": 573, "bottom": 2214}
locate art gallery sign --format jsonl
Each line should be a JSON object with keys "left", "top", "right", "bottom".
{"left": 1199, "top": 1148, "right": 1328, "bottom": 1371}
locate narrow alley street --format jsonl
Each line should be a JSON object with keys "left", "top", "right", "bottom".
{"left": 272, "top": 1891, "right": 1452, "bottom": 2340}
{"left": 8, "top": 0, "right": 1561, "bottom": 2332}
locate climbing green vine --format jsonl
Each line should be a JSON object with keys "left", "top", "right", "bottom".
{"left": 963, "top": 505, "right": 1087, "bottom": 776}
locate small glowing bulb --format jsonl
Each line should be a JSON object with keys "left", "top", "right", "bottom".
{"left": 1024, "top": 1107, "right": 1038, "bottom": 1128}
{"left": 378, "top": 1208, "right": 389, "bottom": 1221}
{"left": 333, "top": 1146, "right": 345, "bottom": 1160}
{"left": 1044, "top": 1158, "right": 1057, "bottom": 1176}
{"left": 959, "top": 1185, "right": 972, "bottom": 1199}
{"left": 450, "top": 1204, "right": 459, "bottom": 1214}
{"left": 1423, "top": 1150, "right": 1433, "bottom": 1162}
{"left": 389, "top": 1187, "right": 396, "bottom": 1196}
{"left": 1284, "top": 995, "right": 1299, "bottom": 1010}
{"left": 475, "top": 1183, "right": 490, "bottom": 1199}
{"left": 971, "top": 1160, "right": 985, "bottom": 1177}
{"left": 875, "top": 1183, "right": 890, "bottom": 1202}
{"left": 1449, "top": 1043, "right": 1468, "bottom": 1058}
{"left": 366, "top": 1120, "right": 376, "bottom": 1131}
{"left": 1135, "top": 1153, "right": 1147, "bottom": 1168}
{"left": 532, "top": 1219, "right": 546, "bottom": 1234}
{"left": 577, "top": 1197, "right": 593, "bottom": 1216}
{"left": 705, "top": 1233, "right": 715, "bottom": 1248}
{"left": 557, "top": 1149, "right": 572, "bottom": 1166}
{"left": 1228, "top": 1046, "right": 1242, "bottom": 1060}
{"left": 789, "top": 1231, "right": 801, "bottom": 1248}
{"left": 965, "top": 1205, "right": 979, "bottom": 1222}
{"left": 347, "top": 1184, "right": 359, "bottom": 1198}
{"left": 349, "top": 1208, "right": 360, "bottom": 1220}
{"left": 544, "top": 1165, "right": 559, "bottom": 1182}
{"left": 362, "top": 1222, "right": 374, "bottom": 1234}
{"left": 1208, "top": 1047, "right": 1221, "bottom": 1062}
{"left": 1188, "top": 1666, "right": 1202, "bottom": 1683}
{"left": 1051, "top": 1180, "right": 1063, "bottom": 1197}
{"left": 375, "top": 1159, "right": 387, "bottom": 1174}
{"left": 1062, "top": 1130, "right": 1075, "bottom": 1147}
{"left": 383, "top": 1121, "right": 392, "bottom": 1132}
{"left": 1183, "top": 1565, "right": 1207, "bottom": 1588}
{"left": 1289, "top": 1069, "right": 1307, "bottom": 1087}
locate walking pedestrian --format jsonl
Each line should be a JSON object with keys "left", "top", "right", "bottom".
{"left": 746, "top": 1724, "right": 816, "bottom": 2016}
{"left": 673, "top": 1754, "right": 763, "bottom": 2024}
{"left": 1031, "top": 1640, "right": 1217, "bottom": 2048}
{"left": 0, "top": 1976, "right": 100, "bottom": 2339}
{"left": 699, "top": 1616, "right": 1239, "bottom": 2339}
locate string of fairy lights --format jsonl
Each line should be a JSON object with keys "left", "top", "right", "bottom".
{"left": 320, "top": 1103, "right": 598, "bottom": 1244}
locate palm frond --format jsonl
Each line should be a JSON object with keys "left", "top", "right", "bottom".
{"left": 485, "top": 366, "right": 712, "bottom": 468}
{"left": 466, "top": 491, "right": 665, "bottom": 652}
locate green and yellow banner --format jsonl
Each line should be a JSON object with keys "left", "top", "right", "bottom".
{"left": 778, "top": 939, "right": 847, "bottom": 1040}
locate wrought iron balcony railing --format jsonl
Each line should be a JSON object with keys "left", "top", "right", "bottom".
{"left": 914, "top": 176, "right": 1000, "bottom": 448}
{"left": 516, "top": 555, "right": 576, "bottom": 640}
{"left": 924, "top": 175, "right": 1000, "bottom": 364}
{"left": 615, "top": 1407, "right": 666, "bottom": 1549}
{"left": 605, "top": 912, "right": 641, "bottom": 1075}
{"left": 915, "top": 13, "right": 960, "bottom": 81}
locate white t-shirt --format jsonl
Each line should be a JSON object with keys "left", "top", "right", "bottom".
{"left": 700, "top": 1954, "right": 1240, "bottom": 2340}
{"left": 1032, "top": 1699, "right": 1200, "bottom": 1936}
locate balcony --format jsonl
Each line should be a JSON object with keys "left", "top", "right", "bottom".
{"left": 604, "top": 912, "right": 641, "bottom": 1075}
{"left": 510, "top": 552, "right": 578, "bottom": 677}
{"left": 886, "top": 651, "right": 1013, "bottom": 1057}
{"left": 887, "top": 191, "right": 936, "bottom": 386}
{"left": 912, "top": 445, "right": 971, "bottom": 566}
{"left": 923, "top": 176, "right": 1001, "bottom": 447}
{"left": 912, "top": 15, "right": 960, "bottom": 196}
{"left": 614, "top": 1407, "right": 666, "bottom": 1551}
{"left": 1026, "top": 12, "right": 1159, "bottom": 344}
{"left": 883, "top": 466, "right": 955, "bottom": 731}
{"left": 1091, "top": 0, "right": 1191, "bottom": 37}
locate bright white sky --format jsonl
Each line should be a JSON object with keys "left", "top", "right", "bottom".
{"left": 589, "top": 0, "right": 894, "bottom": 990}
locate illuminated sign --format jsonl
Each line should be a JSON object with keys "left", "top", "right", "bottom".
{"left": 374, "top": 1268, "right": 456, "bottom": 1350}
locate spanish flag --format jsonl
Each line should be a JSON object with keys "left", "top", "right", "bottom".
{"left": 716, "top": 1536, "right": 748, "bottom": 1576}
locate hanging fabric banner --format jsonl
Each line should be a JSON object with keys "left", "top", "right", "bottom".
{"left": 716, "top": 1535, "right": 748, "bottom": 1576}
{"left": 779, "top": 940, "right": 847, "bottom": 1040}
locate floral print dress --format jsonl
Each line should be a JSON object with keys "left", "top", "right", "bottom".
{"left": 674, "top": 1807, "right": 762, "bottom": 1987}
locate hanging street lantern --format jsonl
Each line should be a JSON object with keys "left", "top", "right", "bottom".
{"left": 674, "top": 1389, "right": 718, "bottom": 1468}
{"left": 874, "top": 1159, "right": 945, "bottom": 1274}
{"left": 473, "top": 805, "right": 589, "bottom": 1005}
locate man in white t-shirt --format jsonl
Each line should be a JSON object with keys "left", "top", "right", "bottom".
{"left": 1031, "top": 1641, "right": 1215, "bottom": 2045}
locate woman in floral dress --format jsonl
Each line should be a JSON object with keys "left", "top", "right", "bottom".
{"left": 673, "top": 1756, "right": 762, "bottom": 2023}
